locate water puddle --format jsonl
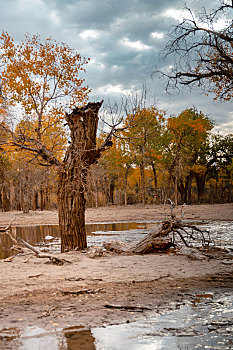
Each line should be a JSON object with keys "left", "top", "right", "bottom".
{"left": 0, "top": 221, "right": 232, "bottom": 348}
{"left": 0, "top": 222, "right": 154, "bottom": 259}
{"left": 199, "top": 221, "right": 233, "bottom": 250}
{"left": 92, "top": 291, "right": 233, "bottom": 350}
{"left": 0, "top": 220, "right": 232, "bottom": 259}
{"left": 1, "top": 291, "right": 232, "bottom": 349}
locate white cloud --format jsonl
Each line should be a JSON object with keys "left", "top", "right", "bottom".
{"left": 80, "top": 29, "right": 100, "bottom": 39}
{"left": 213, "top": 112, "right": 233, "bottom": 135}
{"left": 97, "top": 84, "right": 132, "bottom": 95}
{"left": 49, "top": 11, "right": 60, "bottom": 25}
{"left": 111, "top": 65, "right": 122, "bottom": 71}
{"left": 151, "top": 32, "right": 164, "bottom": 39}
{"left": 121, "top": 37, "right": 152, "bottom": 51}
{"left": 162, "top": 9, "right": 185, "bottom": 21}
{"left": 162, "top": 8, "right": 231, "bottom": 32}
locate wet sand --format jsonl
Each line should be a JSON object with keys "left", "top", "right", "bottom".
{"left": 0, "top": 203, "right": 232, "bottom": 331}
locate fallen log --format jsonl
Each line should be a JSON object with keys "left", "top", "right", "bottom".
{"left": 103, "top": 202, "right": 211, "bottom": 255}
{"left": 104, "top": 221, "right": 174, "bottom": 254}
{"left": 129, "top": 222, "right": 173, "bottom": 254}
{"left": 103, "top": 241, "right": 132, "bottom": 254}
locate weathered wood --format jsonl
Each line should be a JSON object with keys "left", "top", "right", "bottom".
{"left": 131, "top": 236, "right": 172, "bottom": 254}
{"left": 58, "top": 101, "right": 104, "bottom": 252}
{"left": 0, "top": 217, "right": 15, "bottom": 232}
{"left": 19, "top": 238, "right": 72, "bottom": 265}
{"left": 58, "top": 288, "right": 103, "bottom": 295}
{"left": 104, "top": 221, "right": 173, "bottom": 254}
{"left": 129, "top": 221, "right": 173, "bottom": 253}
{"left": 103, "top": 241, "right": 132, "bottom": 254}
{"left": 103, "top": 216, "right": 211, "bottom": 255}
{"left": 104, "top": 304, "right": 151, "bottom": 311}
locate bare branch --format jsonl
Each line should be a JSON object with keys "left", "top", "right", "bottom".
{"left": 156, "top": 2, "right": 233, "bottom": 100}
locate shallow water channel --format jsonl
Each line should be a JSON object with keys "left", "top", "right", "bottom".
{"left": 0, "top": 220, "right": 232, "bottom": 259}
{"left": 0, "top": 221, "right": 153, "bottom": 259}
{"left": 0, "top": 290, "right": 232, "bottom": 349}
{"left": 0, "top": 221, "right": 232, "bottom": 349}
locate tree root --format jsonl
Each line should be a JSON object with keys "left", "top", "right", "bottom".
{"left": 104, "top": 202, "right": 212, "bottom": 255}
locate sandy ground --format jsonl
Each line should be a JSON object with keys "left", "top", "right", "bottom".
{"left": 0, "top": 203, "right": 232, "bottom": 226}
{"left": 0, "top": 203, "right": 232, "bottom": 333}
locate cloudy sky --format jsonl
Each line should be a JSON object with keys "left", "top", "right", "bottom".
{"left": 0, "top": 0, "right": 232, "bottom": 134}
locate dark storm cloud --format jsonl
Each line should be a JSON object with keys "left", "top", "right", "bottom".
{"left": 0, "top": 0, "right": 232, "bottom": 133}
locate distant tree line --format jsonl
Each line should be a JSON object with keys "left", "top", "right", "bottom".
{"left": 0, "top": 106, "right": 232, "bottom": 212}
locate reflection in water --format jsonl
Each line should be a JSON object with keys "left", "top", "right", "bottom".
{"left": 0, "top": 326, "right": 63, "bottom": 350}
{"left": 0, "top": 225, "right": 60, "bottom": 259}
{"left": 64, "top": 326, "right": 96, "bottom": 350}
{"left": 92, "top": 291, "right": 233, "bottom": 349}
{"left": 0, "top": 222, "right": 150, "bottom": 259}
{"left": 0, "top": 291, "right": 232, "bottom": 350}
{"left": 0, "top": 220, "right": 232, "bottom": 259}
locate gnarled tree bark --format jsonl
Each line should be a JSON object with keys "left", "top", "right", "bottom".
{"left": 58, "top": 101, "right": 104, "bottom": 252}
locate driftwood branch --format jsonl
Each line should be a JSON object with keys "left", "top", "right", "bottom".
{"left": 2, "top": 218, "right": 72, "bottom": 265}
{"left": 58, "top": 288, "right": 103, "bottom": 295}
{"left": 0, "top": 218, "right": 15, "bottom": 233}
{"left": 18, "top": 238, "right": 72, "bottom": 265}
{"left": 104, "top": 201, "right": 211, "bottom": 255}
{"left": 104, "top": 304, "right": 151, "bottom": 312}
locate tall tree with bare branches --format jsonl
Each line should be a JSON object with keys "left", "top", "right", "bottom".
{"left": 158, "top": 1, "right": 233, "bottom": 101}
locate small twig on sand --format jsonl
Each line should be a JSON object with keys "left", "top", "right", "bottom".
{"left": 0, "top": 217, "right": 15, "bottom": 233}
{"left": 37, "top": 306, "right": 58, "bottom": 318}
{"left": 65, "top": 277, "right": 85, "bottom": 281}
{"left": 104, "top": 304, "right": 151, "bottom": 312}
{"left": 58, "top": 288, "right": 104, "bottom": 295}
{"left": 28, "top": 274, "right": 43, "bottom": 279}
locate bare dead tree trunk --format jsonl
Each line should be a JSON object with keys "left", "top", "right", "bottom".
{"left": 40, "top": 185, "right": 45, "bottom": 211}
{"left": 108, "top": 179, "right": 115, "bottom": 205}
{"left": 104, "top": 215, "right": 211, "bottom": 255}
{"left": 58, "top": 166, "right": 87, "bottom": 252}
{"left": 195, "top": 172, "right": 207, "bottom": 203}
{"left": 58, "top": 101, "right": 103, "bottom": 252}
{"left": 33, "top": 190, "right": 38, "bottom": 211}
{"left": 140, "top": 162, "right": 145, "bottom": 206}
{"left": 124, "top": 165, "right": 130, "bottom": 206}
{"left": 151, "top": 162, "right": 158, "bottom": 203}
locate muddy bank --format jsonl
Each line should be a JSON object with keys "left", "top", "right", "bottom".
{"left": 0, "top": 203, "right": 232, "bottom": 333}
{"left": 0, "top": 203, "right": 232, "bottom": 226}
{"left": 0, "top": 248, "right": 232, "bottom": 331}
